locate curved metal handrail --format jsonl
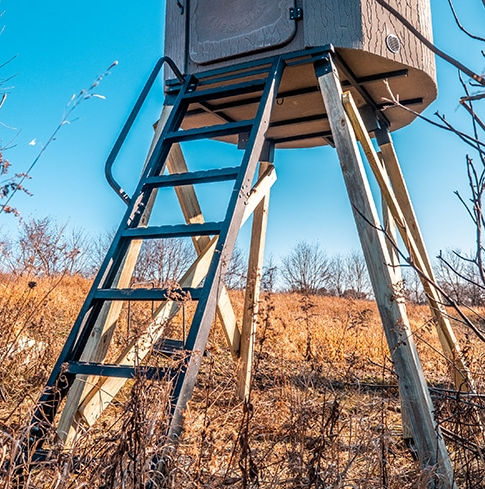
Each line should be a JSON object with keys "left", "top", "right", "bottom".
{"left": 105, "top": 57, "right": 185, "bottom": 205}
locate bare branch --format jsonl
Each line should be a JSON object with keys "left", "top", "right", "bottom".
{"left": 0, "top": 54, "right": 17, "bottom": 71}
{"left": 461, "top": 93, "right": 485, "bottom": 103}
{"left": 434, "top": 111, "right": 485, "bottom": 150}
{"left": 352, "top": 202, "right": 485, "bottom": 343}
{"left": 460, "top": 100, "right": 485, "bottom": 133}
{"left": 454, "top": 190, "right": 477, "bottom": 225}
{"left": 438, "top": 251, "right": 485, "bottom": 292}
{"left": 383, "top": 81, "right": 485, "bottom": 149}
{"left": 374, "top": 0, "right": 485, "bottom": 86}
{"left": 446, "top": 0, "right": 485, "bottom": 42}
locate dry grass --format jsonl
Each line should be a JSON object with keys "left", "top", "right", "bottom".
{"left": 1, "top": 276, "right": 485, "bottom": 487}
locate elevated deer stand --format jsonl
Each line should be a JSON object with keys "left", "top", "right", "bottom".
{"left": 22, "top": 2, "right": 471, "bottom": 488}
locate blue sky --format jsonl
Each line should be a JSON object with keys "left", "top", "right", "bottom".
{"left": 1, "top": 1, "right": 485, "bottom": 263}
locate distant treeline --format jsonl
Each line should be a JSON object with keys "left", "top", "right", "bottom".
{"left": 1, "top": 216, "right": 482, "bottom": 306}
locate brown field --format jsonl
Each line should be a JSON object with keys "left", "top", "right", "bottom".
{"left": 1, "top": 275, "right": 485, "bottom": 488}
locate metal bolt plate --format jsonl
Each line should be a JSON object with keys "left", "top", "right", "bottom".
{"left": 289, "top": 7, "right": 303, "bottom": 20}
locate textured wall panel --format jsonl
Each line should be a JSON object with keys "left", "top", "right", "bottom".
{"left": 190, "top": 0, "right": 296, "bottom": 64}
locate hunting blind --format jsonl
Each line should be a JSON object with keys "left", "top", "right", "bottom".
{"left": 23, "top": 2, "right": 468, "bottom": 487}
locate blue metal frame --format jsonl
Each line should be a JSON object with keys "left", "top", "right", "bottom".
{"left": 24, "top": 51, "right": 289, "bottom": 460}
{"left": 105, "top": 56, "right": 186, "bottom": 205}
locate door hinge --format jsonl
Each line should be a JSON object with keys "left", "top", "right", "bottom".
{"left": 289, "top": 7, "right": 303, "bottom": 20}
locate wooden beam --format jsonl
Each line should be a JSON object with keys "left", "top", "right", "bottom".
{"left": 166, "top": 143, "right": 239, "bottom": 356}
{"left": 316, "top": 58, "right": 455, "bottom": 487}
{"left": 72, "top": 166, "right": 277, "bottom": 429}
{"left": 237, "top": 161, "right": 272, "bottom": 401}
{"left": 379, "top": 152, "right": 414, "bottom": 442}
{"left": 342, "top": 91, "right": 472, "bottom": 392}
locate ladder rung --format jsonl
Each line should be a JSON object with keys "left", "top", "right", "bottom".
{"left": 144, "top": 166, "right": 240, "bottom": 189}
{"left": 152, "top": 338, "right": 185, "bottom": 356}
{"left": 153, "top": 338, "right": 210, "bottom": 358}
{"left": 165, "top": 120, "right": 254, "bottom": 143}
{"left": 94, "top": 287, "right": 201, "bottom": 301}
{"left": 122, "top": 222, "right": 223, "bottom": 239}
{"left": 66, "top": 362, "right": 173, "bottom": 380}
{"left": 182, "top": 78, "right": 268, "bottom": 103}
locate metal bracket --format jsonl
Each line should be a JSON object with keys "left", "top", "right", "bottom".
{"left": 358, "top": 105, "right": 380, "bottom": 133}
{"left": 289, "top": 7, "right": 303, "bottom": 20}
{"left": 313, "top": 55, "right": 333, "bottom": 78}
{"left": 374, "top": 126, "right": 392, "bottom": 146}
{"left": 238, "top": 133, "right": 275, "bottom": 163}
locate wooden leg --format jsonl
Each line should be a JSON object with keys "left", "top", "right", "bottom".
{"left": 237, "top": 161, "right": 272, "bottom": 401}
{"left": 315, "top": 57, "right": 455, "bottom": 487}
{"left": 380, "top": 157, "right": 413, "bottom": 442}
{"left": 342, "top": 92, "right": 472, "bottom": 392}
{"left": 378, "top": 133, "right": 471, "bottom": 390}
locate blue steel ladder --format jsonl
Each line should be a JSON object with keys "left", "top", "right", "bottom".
{"left": 23, "top": 55, "right": 286, "bottom": 458}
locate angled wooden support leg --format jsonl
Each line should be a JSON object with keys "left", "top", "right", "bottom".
{"left": 315, "top": 57, "right": 456, "bottom": 488}
{"left": 379, "top": 156, "right": 414, "bottom": 442}
{"left": 378, "top": 134, "right": 470, "bottom": 385}
{"left": 57, "top": 105, "right": 175, "bottom": 445}
{"left": 237, "top": 161, "right": 272, "bottom": 401}
{"left": 166, "top": 143, "right": 240, "bottom": 356}
{"left": 342, "top": 92, "right": 472, "bottom": 392}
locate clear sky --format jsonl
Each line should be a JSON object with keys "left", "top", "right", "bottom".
{"left": 1, "top": 1, "right": 484, "bottom": 264}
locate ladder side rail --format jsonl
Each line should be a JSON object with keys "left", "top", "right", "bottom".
{"left": 167, "top": 56, "right": 286, "bottom": 441}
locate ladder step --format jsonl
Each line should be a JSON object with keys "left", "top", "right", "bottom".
{"left": 153, "top": 338, "right": 211, "bottom": 358}
{"left": 144, "top": 166, "right": 240, "bottom": 189}
{"left": 66, "top": 362, "right": 174, "bottom": 380}
{"left": 182, "top": 78, "right": 268, "bottom": 103}
{"left": 165, "top": 120, "right": 254, "bottom": 143}
{"left": 94, "top": 287, "right": 201, "bottom": 301}
{"left": 122, "top": 222, "right": 223, "bottom": 239}
{"left": 152, "top": 338, "right": 185, "bottom": 356}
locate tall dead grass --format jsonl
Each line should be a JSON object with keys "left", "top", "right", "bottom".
{"left": 1, "top": 278, "right": 484, "bottom": 487}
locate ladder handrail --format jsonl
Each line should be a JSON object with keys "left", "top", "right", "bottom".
{"left": 105, "top": 56, "right": 185, "bottom": 205}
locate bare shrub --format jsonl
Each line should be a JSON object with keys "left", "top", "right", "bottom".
{"left": 1, "top": 217, "right": 91, "bottom": 277}
{"left": 281, "top": 241, "right": 332, "bottom": 295}
{"left": 134, "top": 237, "right": 195, "bottom": 287}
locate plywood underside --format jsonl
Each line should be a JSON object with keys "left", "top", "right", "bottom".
{"left": 172, "top": 48, "right": 436, "bottom": 149}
